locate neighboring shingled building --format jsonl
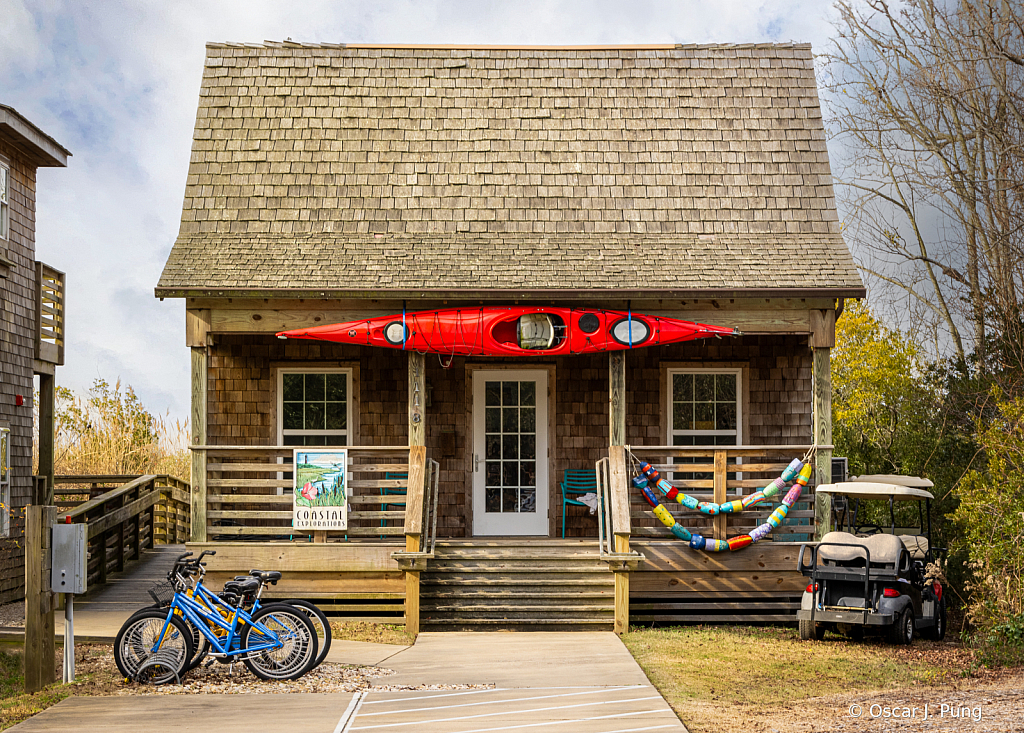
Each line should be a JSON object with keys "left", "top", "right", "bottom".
{"left": 0, "top": 105, "right": 69, "bottom": 604}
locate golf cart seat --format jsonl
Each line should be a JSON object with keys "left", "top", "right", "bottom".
{"left": 818, "top": 531, "right": 904, "bottom": 568}
{"left": 899, "top": 535, "right": 929, "bottom": 560}
{"left": 518, "top": 314, "right": 555, "bottom": 350}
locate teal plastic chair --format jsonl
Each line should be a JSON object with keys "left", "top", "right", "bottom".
{"left": 560, "top": 469, "right": 598, "bottom": 537}
{"left": 382, "top": 472, "right": 408, "bottom": 535}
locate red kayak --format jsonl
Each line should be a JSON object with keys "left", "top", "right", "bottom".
{"left": 277, "top": 307, "right": 737, "bottom": 357}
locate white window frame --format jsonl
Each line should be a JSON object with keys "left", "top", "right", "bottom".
{"left": 667, "top": 367, "right": 743, "bottom": 446}
{"left": 0, "top": 163, "right": 10, "bottom": 241}
{"left": 667, "top": 368, "right": 744, "bottom": 492}
{"left": 0, "top": 426, "right": 10, "bottom": 537}
{"left": 276, "top": 368, "right": 353, "bottom": 447}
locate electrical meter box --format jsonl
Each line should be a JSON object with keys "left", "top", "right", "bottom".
{"left": 51, "top": 524, "right": 87, "bottom": 594}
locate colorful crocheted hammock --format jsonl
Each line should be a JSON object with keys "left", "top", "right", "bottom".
{"left": 631, "top": 455, "right": 813, "bottom": 552}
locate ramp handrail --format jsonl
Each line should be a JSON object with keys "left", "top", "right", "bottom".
{"left": 57, "top": 474, "right": 190, "bottom": 587}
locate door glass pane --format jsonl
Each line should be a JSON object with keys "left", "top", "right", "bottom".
{"left": 520, "top": 382, "right": 535, "bottom": 406}
{"left": 482, "top": 379, "right": 538, "bottom": 515}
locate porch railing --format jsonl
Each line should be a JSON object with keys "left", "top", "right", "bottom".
{"left": 34, "top": 261, "right": 65, "bottom": 366}
{"left": 618, "top": 445, "right": 823, "bottom": 542}
{"left": 193, "top": 445, "right": 412, "bottom": 541}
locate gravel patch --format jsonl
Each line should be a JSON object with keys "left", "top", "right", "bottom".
{"left": 0, "top": 601, "right": 25, "bottom": 627}
{"left": 118, "top": 661, "right": 493, "bottom": 696}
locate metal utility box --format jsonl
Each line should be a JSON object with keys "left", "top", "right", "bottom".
{"left": 51, "top": 523, "right": 87, "bottom": 594}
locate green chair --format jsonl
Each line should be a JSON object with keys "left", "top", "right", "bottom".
{"left": 560, "top": 469, "right": 598, "bottom": 538}
{"left": 382, "top": 472, "right": 408, "bottom": 535}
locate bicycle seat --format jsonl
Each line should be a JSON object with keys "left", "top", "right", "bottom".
{"left": 223, "top": 578, "right": 260, "bottom": 595}
{"left": 249, "top": 570, "right": 282, "bottom": 585}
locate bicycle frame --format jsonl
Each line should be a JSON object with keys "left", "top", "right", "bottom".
{"left": 155, "top": 574, "right": 287, "bottom": 660}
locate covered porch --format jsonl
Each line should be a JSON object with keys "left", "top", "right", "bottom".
{"left": 183, "top": 307, "right": 836, "bottom": 631}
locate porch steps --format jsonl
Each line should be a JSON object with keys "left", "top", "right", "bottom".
{"left": 420, "top": 541, "right": 615, "bottom": 631}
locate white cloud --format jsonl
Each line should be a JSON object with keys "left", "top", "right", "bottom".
{"left": 3, "top": 0, "right": 841, "bottom": 420}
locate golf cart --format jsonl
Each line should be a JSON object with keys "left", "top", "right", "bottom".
{"left": 796, "top": 476, "right": 946, "bottom": 644}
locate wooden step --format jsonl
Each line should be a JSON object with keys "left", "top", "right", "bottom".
{"left": 421, "top": 620, "right": 614, "bottom": 632}
{"left": 419, "top": 585, "right": 610, "bottom": 597}
{"left": 421, "top": 565, "right": 606, "bottom": 577}
{"left": 422, "top": 604, "right": 614, "bottom": 614}
{"left": 421, "top": 576, "right": 614, "bottom": 587}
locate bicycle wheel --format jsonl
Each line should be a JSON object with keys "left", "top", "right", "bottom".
{"left": 241, "top": 604, "right": 318, "bottom": 681}
{"left": 125, "top": 607, "right": 209, "bottom": 672}
{"left": 283, "top": 599, "right": 332, "bottom": 668}
{"left": 114, "top": 610, "right": 194, "bottom": 684}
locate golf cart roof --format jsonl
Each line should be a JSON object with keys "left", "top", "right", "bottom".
{"left": 850, "top": 474, "right": 934, "bottom": 489}
{"left": 816, "top": 482, "right": 936, "bottom": 501}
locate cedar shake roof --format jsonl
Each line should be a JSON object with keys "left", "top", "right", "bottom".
{"left": 157, "top": 43, "right": 864, "bottom": 298}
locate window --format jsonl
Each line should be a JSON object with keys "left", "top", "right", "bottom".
{"left": 277, "top": 369, "right": 351, "bottom": 447}
{"left": 0, "top": 427, "right": 10, "bottom": 537}
{"left": 0, "top": 164, "right": 9, "bottom": 240}
{"left": 668, "top": 369, "right": 742, "bottom": 480}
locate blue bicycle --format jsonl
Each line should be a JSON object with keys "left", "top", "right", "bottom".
{"left": 115, "top": 552, "right": 318, "bottom": 683}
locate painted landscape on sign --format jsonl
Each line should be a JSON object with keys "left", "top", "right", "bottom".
{"left": 292, "top": 450, "right": 348, "bottom": 530}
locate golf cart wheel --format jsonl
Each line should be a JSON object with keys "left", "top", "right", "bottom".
{"left": 799, "top": 620, "right": 825, "bottom": 641}
{"left": 923, "top": 600, "right": 946, "bottom": 641}
{"left": 889, "top": 607, "right": 914, "bottom": 645}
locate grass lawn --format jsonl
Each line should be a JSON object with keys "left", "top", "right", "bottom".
{"left": 329, "top": 620, "right": 415, "bottom": 646}
{"left": 0, "top": 646, "right": 123, "bottom": 731}
{"left": 621, "top": 625, "right": 996, "bottom": 733}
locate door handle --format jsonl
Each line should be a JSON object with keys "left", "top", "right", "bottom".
{"left": 474, "top": 454, "right": 480, "bottom": 472}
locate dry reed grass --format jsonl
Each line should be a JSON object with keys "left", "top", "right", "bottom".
{"left": 34, "top": 379, "right": 189, "bottom": 482}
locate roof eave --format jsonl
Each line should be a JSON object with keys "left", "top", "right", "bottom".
{"left": 154, "top": 285, "right": 867, "bottom": 300}
{"left": 0, "top": 105, "right": 71, "bottom": 167}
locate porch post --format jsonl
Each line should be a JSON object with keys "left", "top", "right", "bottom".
{"left": 609, "top": 352, "right": 630, "bottom": 634}
{"left": 405, "top": 351, "right": 426, "bottom": 633}
{"left": 811, "top": 310, "right": 834, "bottom": 539}
{"left": 37, "top": 371, "right": 55, "bottom": 505}
{"left": 190, "top": 347, "right": 208, "bottom": 542}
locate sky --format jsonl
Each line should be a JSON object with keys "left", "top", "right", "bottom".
{"left": 1, "top": 0, "right": 843, "bottom": 423}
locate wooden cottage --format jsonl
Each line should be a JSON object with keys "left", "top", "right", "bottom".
{"left": 0, "top": 105, "right": 69, "bottom": 604}
{"left": 156, "top": 42, "right": 865, "bottom": 630}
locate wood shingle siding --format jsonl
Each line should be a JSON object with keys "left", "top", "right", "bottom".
{"left": 157, "top": 43, "right": 863, "bottom": 298}
{"left": 207, "top": 333, "right": 810, "bottom": 539}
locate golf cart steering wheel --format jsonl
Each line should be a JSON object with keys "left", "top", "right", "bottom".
{"left": 855, "top": 524, "right": 882, "bottom": 536}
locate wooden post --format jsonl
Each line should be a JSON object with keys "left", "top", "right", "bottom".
{"left": 608, "top": 445, "right": 631, "bottom": 634}
{"left": 405, "top": 534, "right": 421, "bottom": 635}
{"left": 813, "top": 346, "right": 833, "bottom": 539}
{"left": 713, "top": 450, "right": 727, "bottom": 539}
{"left": 37, "top": 373, "right": 55, "bottom": 505}
{"left": 25, "top": 506, "right": 57, "bottom": 693}
{"left": 408, "top": 351, "right": 426, "bottom": 447}
{"left": 613, "top": 534, "right": 630, "bottom": 634}
{"left": 609, "top": 352, "right": 626, "bottom": 447}
{"left": 403, "top": 445, "right": 427, "bottom": 635}
{"left": 190, "top": 347, "right": 208, "bottom": 542}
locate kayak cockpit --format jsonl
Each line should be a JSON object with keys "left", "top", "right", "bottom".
{"left": 492, "top": 313, "right": 567, "bottom": 351}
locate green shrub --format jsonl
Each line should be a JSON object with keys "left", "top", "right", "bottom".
{"left": 952, "top": 395, "right": 1024, "bottom": 665}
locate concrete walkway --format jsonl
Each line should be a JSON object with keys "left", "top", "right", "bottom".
{"left": 12, "top": 632, "right": 687, "bottom": 733}
{"left": 10, "top": 547, "right": 687, "bottom": 732}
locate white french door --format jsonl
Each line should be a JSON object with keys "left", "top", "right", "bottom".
{"left": 472, "top": 370, "right": 549, "bottom": 536}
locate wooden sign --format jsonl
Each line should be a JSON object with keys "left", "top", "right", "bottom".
{"left": 292, "top": 449, "right": 348, "bottom": 530}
